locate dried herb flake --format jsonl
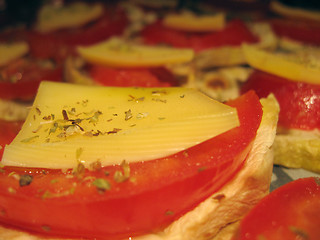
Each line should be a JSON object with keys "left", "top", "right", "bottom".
{"left": 125, "top": 109, "right": 133, "bottom": 121}
{"left": 92, "top": 178, "right": 111, "bottom": 192}
{"left": 114, "top": 160, "right": 130, "bottom": 183}
{"left": 19, "top": 175, "right": 33, "bottom": 187}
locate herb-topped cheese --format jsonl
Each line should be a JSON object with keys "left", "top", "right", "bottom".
{"left": 243, "top": 45, "right": 320, "bottom": 84}
{"left": 2, "top": 81, "right": 239, "bottom": 169}
{"left": 77, "top": 37, "right": 194, "bottom": 67}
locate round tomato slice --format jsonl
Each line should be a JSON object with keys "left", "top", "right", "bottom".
{"left": 27, "top": 8, "right": 128, "bottom": 62}
{"left": 0, "top": 91, "right": 262, "bottom": 239}
{"left": 0, "top": 58, "right": 63, "bottom": 101}
{"left": 241, "top": 70, "right": 320, "bottom": 130}
{"left": 141, "top": 19, "right": 258, "bottom": 52}
{"left": 234, "top": 177, "right": 320, "bottom": 240}
{"left": 0, "top": 120, "right": 23, "bottom": 159}
{"left": 270, "top": 18, "right": 320, "bottom": 46}
{"left": 88, "top": 65, "right": 178, "bottom": 87}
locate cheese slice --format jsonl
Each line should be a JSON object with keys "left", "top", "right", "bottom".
{"left": 35, "top": 2, "right": 104, "bottom": 33}
{"left": 243, "top": 44, "right": 320, "bottom": 84}
{"left": 2, "top": 81, "right": 239, "bottom": 169}
{"left": 77, "top": 37, "right": 194, "bottom": 68}
{"left": 163, "top": 11, "right": 226, "bottom": 32}
{"left": 270, "top": 0, "right": 320, "bottom": 22}
{"left": 0, "top": 42, "right": 29, "bottom": 67}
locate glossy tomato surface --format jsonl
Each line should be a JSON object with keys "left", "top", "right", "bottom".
{"left": 0, "top": 91, "right": 262, "bottom": 239}
{"left": 141, "top": 19, "right": 259, "bottom": 52}
{"left": 27, "top": 7, "right": 128, "bottom": 62}
{"left": 0, "top": 120, "right": 23, "bottom": 159}
{"left": 0, "top": 58, "right": 62, "bottom": 100}
{"left": 241, "top": 70, "right": 320, "bottom": 130}
{"left": 270, "top": 19, "right": 320, "bottom": 46}
{"left": 89, "top": 66, "right": 178, "bottom": 87}
{"left": 234, "top": 177, "right": 320, "bottom": 240}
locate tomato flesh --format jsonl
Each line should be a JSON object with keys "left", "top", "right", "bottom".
{"left": 0, "top": 91, "right": 262, "bottom": 239}
{"left": 141, "top": 19, "right": 259, "bottom": 52}
{"left": 241, "top": 70, "right": 320, "bottom": 130}
{"left": 27, "top": 8, "right": 128, "bottom": 62}
{"left": 0, "top": 58, "right": 63, "bottom": 101}
{"left": 270, "top": 19, "right": 320, "bottom": 46}
{"left": 234, "top": 177, "right": 320, "bottom": 240}
{"left": 0, "top": 120, "right": 23, "bottom": 159}
{"left": 89, "top": 65, "right": 178, "bottom": 87}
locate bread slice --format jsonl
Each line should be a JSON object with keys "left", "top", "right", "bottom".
{"left": 274, "top": 129, "right": 320, "bottom": 173}
{"left": 0, "top": 94, "right": 279, "bottom": 240}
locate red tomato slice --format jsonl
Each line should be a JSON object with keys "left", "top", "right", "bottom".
{"left": 0, "top": 120, "right": 23, "bottom": 159}
{"left": 234, "top": 177, "right": 320, "bottom": 240}
{"left": 0, "top": 91, "right": 262, "bottom": 239}
{"left": 0, "top": 58, "right": 63, "bottom": 101}
{"left": 141, "top": 19, "right": 259, "bottom": 52}
{"left": 270, "top": 19, "right": 320, "bottom": 46}
{"left": 241, "top": 70, "right": 320, "bottom": 130}
{"left": 27, "top": 8, "right": 128, "bottom": 62}
{"left": 89, "top": 65, "right": 178, "bottom": 87}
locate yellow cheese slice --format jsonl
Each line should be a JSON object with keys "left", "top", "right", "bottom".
{"left": 0, "top": 42, "right": 29, "bottom": 67}
{"left": 35, "top": 2, "right": 104, "bottom": 33}
{"left": 270, "top": 0, "right": 320, "bottom": 22}
{"left": 163, "top": 12, "right": 225, "bottom": 32}
{"left": 77, "top": 37, "right": 194, "bottom": 67}
{"left": 2, "top": 81, "right": 239, "bottom": 169}
{"left": 243, "top": 45, "right": 320, "bottom": 84}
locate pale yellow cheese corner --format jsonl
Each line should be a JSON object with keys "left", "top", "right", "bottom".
{"left": 2, "top": 81, "right": 239, "bottom": 169}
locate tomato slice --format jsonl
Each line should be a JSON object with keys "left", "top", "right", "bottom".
{"left": 0, "top": 58, "right": 63, "bottom": 101}
{"left": 234, "top": 177, "right": 320, "bottom": 240}
{"left": 88, "top": 65, "right": 178, "bottom": 87}
{"left": 0, "top": 120, "right": 23, "bottom": 159}
{"left": 270, "top": 18, "right": 320, "bottom": 46}
{"left": 141, "top": 19, "right": 259, "bottom": 52}
{"left": 27, "top": 8, "right": 128, "bottom": 62}
{"left": 241, "top": 70, "right": 320, "bottom": 130}
{"left": 0, "top": 91, "right": 262, "bottom": 239}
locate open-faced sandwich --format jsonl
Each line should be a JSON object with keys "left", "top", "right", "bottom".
{"left": 26, "top": 1, "right": 129, "bottom": 63}
{"left": 0, "top": 81, "right": 279, "bottom": 240}
{"left": 1, "top": 0, "right": 320, "bottom": 238}
{"left": 240, "top": 35, "right": 320, "bottom": 173}
{"left": 64, "top": 37, "right": 194, "bottom": 88}
{"left": 0, "top": 35, "right": 63, "bottom": 102}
